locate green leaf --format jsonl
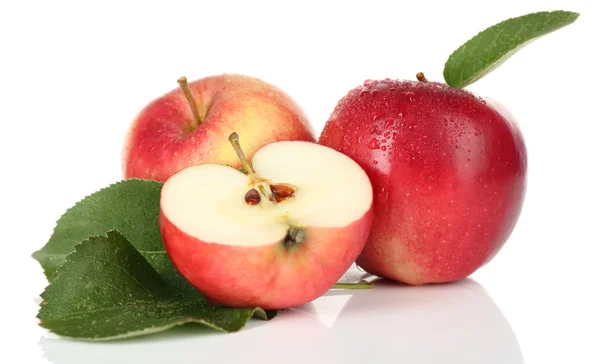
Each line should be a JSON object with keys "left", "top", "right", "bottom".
{"left": 32, "top": 179, "right": 192, "bottom": 293}
{"left": 444, "top": 10, "right": 579, "bottom": 88}
{"left": 39, "top": 231, "right": 272, "bottom": 340}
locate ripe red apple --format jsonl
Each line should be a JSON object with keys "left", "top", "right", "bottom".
{"left": 123, "top": 74, "right": 315, "bottom": 182}
{"left": 159, "top": 134, "right": 373, "bottom": 309}
{"left": 319, "top": 78, "right": 527, "bottom": 285}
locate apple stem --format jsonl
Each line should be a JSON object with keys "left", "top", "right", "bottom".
{"left": 228, "top": 132, "right": 256, "bottom": 175}
{"left": 177, "top": 76, "right": 203, "bottom": 125}
{"left": 228, "top": 132, "right": 274, "bottom": 201}
{"left": 331, "top": 282, "right": 374, "bottom": 289}
{"left": 416, "top": 72, "right": 428, "bottom": 82}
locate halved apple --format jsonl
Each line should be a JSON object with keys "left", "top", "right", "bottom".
{"left": 159, "top": 134, "right": 374, "bottom": 309}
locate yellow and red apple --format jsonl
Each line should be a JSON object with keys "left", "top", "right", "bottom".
{"left": 123, "top": 74, "right": 315, "bottom": 182}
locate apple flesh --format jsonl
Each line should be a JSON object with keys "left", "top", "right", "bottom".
{"left": 319, "top": 79, "right": 527, "bottom": 285}
{"left": 159, "top": 140, "right": 373, "bottom": 309}
{"left": 123, "top": 74, "right": 315, "bottom": 182}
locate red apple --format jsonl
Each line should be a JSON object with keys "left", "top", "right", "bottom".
{"left": 319, "top": 78, "right": 527, "bottom": 285}
{"left": 123, "top": 74, "right": 315, "bottom": 182}
{"left": 159, "top": 134, "right": 373, "bottom": 309}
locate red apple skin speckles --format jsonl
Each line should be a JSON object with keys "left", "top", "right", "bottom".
{"left": 158, "top": 205, "right": 373, "bottom": 310}
{"left": 319, "top": 79, "right": 527, "bottom": 285}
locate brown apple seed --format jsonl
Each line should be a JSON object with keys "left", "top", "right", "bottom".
{"left": 245, "top": 189, "right": 261, "bottom": 205}
{"left": 270, "top": 184, "right": 295, "bottom": 203}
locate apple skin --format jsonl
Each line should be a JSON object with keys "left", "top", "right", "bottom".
{"left": 123, "top": 74, "right": 315, "bottom": 182}
{"left": 319, "top": 79, "right": 527, "bottom": 285}
{"left": 159, "top": 206, "right": 373, "bottom": 309}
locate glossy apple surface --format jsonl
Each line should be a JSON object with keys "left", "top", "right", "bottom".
{"left": 320, "top": 79, "right": 527, "bottom": 284}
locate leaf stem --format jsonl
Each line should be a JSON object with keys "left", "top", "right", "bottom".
{"left": 331, "top": 282, "right": 374, "bottom": 289}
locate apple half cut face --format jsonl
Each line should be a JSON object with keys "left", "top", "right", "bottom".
{"left": 159, "top": 140, "right": 373, "bottom": 309}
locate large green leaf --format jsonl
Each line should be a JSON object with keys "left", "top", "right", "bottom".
{"left": 444, "top": 11, "right": 579, "bottom": 88}
{"left": 32, "top": 179, "right": 192, "bottom": 293}
{"left": 39, "top": 231, "right": 273, "bottom": 340}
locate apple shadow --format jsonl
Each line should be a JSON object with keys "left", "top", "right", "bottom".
{"left": 38, "top": 314, "right": 272, "bottom": 364}
{"left": 40, "top": 278, "right": 523, "bottom": 364}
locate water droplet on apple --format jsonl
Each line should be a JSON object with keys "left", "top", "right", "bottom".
{"left": 381, "top": 146, "right": 387, "bottom": 151}
{"left": 369, "top": 126, "right": 377, "bottom": 134}
{"left": 372, "top": 113, "right": 385, "bottom": 122}
{"left": 371, "top": 89, "right": 380, "bottom": 97}
{"left": 363, "top": 79, "right": 376, "bottom": 86}
{"left": 359, "top": 90, "right": 369, "bottom": 97}
{"left": 403, "top": 91, "right": 416, "bottom": 102}
{"left": 384, "top": 120, "right": 393, "bottom": 128}
{"left": 367, "top": 138, "right": 380, "bottom": 150}
{"left": 373, "top": 160, "right": 378, "bottom": 164}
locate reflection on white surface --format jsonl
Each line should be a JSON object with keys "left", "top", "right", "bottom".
{"left": 296, "top": 294, "right": 353, "bottom": 328}
{"left": 40, "top": 278, "right": 523, "bottom": 364}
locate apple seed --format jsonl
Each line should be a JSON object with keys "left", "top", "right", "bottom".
{"left": 270, "top": 184, "right": 296, "bottom": 203}
{"left": 244, "top": 189, "right": 261, "bottom": 205}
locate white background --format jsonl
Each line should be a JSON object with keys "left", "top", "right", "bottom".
{"left": 1, "top": 0, "right": 599, "bottom": 363}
